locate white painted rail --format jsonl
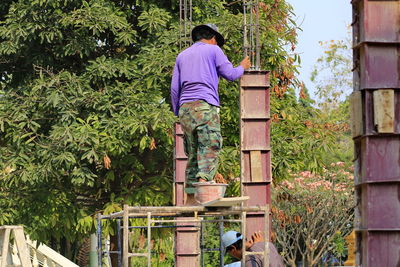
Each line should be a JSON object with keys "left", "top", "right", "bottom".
{"left": 25, "top": 237, "right": 79, "bottom": 267}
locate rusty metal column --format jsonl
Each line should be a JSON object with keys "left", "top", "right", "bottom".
{"left": 240, "top": 71, "right": 271, "bottom": 248}
{"left": 351, "top": 0, "right": 400, "bottom": 266}
{"left": 174, "top": 123, "right": 200, "bottom": 266}
{"left": 174, "top": 123, "right": 187, "bottom": 206}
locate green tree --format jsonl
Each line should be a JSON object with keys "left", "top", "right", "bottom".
{"left": 272, "top": 165, "right": 354, "bottom": 267}
{"left": 0, "top": 0, "right": 176, "bottom": 258}
{"left": 0, "top": 0, "right": 303, "bottom": 261}
{"left": 311, "top": 33, "right": 352, "bottom": 114}
{"left": 310, "top": 33, "right": 353, "bottom": 165}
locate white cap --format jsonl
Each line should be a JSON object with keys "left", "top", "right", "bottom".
{"left": 224, "top": 262, "right": 241, "bottom": 267}
{"left": 222, "top": 231, "right": 243, "bottom": 252}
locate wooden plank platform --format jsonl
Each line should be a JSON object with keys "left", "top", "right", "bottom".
{"left": 202, "top": 196, "right": 250, "bottom": 207}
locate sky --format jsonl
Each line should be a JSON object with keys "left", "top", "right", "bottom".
{"left": 285, "top": 0, "right": 352, "bottom": 98}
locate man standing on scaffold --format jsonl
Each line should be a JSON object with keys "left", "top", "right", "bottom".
{"left": 171, "top": 24, "right": 251, "bottom": 205}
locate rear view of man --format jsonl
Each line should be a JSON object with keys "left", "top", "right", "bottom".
{"left": 171, "top": 24, "right": 251, "bottom": 204}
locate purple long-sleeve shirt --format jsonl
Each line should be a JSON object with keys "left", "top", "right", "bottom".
{"left": 171, "top": 42, "right": 244, "bottom": 116}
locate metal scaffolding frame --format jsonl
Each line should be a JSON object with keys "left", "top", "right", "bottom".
{"left": 97, "top": 205, "right": 270, "bottom": 267}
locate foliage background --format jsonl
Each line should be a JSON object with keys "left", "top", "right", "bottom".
{"left": 0, "top": 0, "right": 352, "bottom": 264}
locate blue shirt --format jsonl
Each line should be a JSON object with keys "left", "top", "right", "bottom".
{"left": 171, "top": 42, "right": 244, "bottom": 116}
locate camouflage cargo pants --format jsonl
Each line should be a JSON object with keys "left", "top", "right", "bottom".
{"left": 178, "top": 100, "right": 222, "bottom": 194}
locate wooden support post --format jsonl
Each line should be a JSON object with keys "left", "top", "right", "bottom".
{"left": 264, "top": 206, "right": 269, "bottom": 267}
{"left": 0, "top": 226, "right": 32, "bottom": 267}
{"left": 0, "top": 228, "right": 10, "bottom": 267}
{"left": 147, "top": 212, "right": 151, "bottom": 267}
{"left": 241, "top": 211, "right": 247, "bottom": 267}
{"left": 13, "top": 228, "right": 31, "bottom": 267}
{"left": 123, "top": 205, "right": 129, "bottom": 267}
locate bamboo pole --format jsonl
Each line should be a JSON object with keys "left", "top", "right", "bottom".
{"left": 123, "top": 205, "right": 129, "bottom": 267}
{"left": 241, "top": 211, "right": 247, "bottom": 267}
{"left": 264, "top": 205, "right": 270, "bottom": 267}
{"left": 147, "top": 212, "right": 151, "bottom": 267}
{"left": 104, "top": 206, "right": 268, "bottom": 219}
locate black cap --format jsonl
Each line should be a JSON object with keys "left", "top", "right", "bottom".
{"left": 191, "top": 24, "right": 225, "bottom": 47}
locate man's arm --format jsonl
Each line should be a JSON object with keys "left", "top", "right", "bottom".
{"left": 215, "top": 47, "right": 250, "bottom": 81}
{"left": 246, "top": 232, "right": 284, "bottom": 267}
{"left": 171, "top": 61, "right": 181, "bottom": 116}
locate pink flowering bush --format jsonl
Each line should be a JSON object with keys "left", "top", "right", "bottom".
{"left": 272, "top": 163, "right": 355, "bottom": 267}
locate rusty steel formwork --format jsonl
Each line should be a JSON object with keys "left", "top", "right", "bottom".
{"left": 351, "top": 0, "right": 400, "bottom": 266}
{"left": 173, "top": 123, "right": 187, "bottom": 207}
{"left": 240, "top": 71, "right": 271, "bottom": 248}
{"left": 173, "top": 123, "right": 200, "bottom": 267}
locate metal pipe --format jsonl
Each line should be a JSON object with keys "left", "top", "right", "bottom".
{"left": 97, "top": 213, "right": 102, "bottom": 267}
{"left": 117, "top": 219, "right": 122, "bottom": 267}
{"left": 219, "top": 216, "right": 224, "bottom": 267}
{"left": 201, "top": 220, "right": 205, "bottom": 267}
{"left": 129, "top": 225, "right": 197, "bottom": 229}
{"left": 123, "top": 205, "right": 129, "bottom": 267}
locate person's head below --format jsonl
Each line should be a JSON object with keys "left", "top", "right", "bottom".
{"left": 192, "top": 24, "right": 225, "bottom": 47}
{"left": 222, "top": 231, "right": 244, "bottom": 260}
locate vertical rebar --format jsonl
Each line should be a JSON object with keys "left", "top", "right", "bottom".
{"left": 184, "top": 0, "right": 187, "bottom": 46}
{"left": 243, "top": 0, "right": 261, "bottom": 70}
{"left": 255, "top": 0, "right": 261, "bottom": 70}
{"left": 190, "top": 0, "right": 193, "bottom": 33}
{"left": 179, "top": 0, "right": 183, "bottom": 50}
{"left": 179, "top": 0, "right": 193, "bottom": 50}
{"left": 243, "top": 0, "right": 248, "bottom": 57}
{"left": 249, "top": 0, "right": 254, "bottom": 66}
